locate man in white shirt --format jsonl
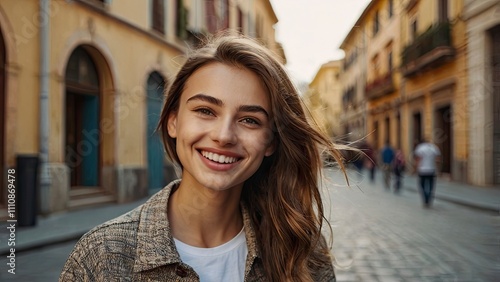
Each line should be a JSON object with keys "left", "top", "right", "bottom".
{"left": 414, "top": 139, "right": 441, "bottom": 207}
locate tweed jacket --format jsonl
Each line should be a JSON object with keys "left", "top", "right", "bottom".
{"left": 59, "top": 180, "right": 336, "bottom": 281}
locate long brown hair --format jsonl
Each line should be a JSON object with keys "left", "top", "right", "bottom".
{"left": 158, "top": 33, "right": 345, "bottom": 281}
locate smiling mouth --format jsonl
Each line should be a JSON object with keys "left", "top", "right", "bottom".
{"left": 200, "top": 150, "right": 240, "bottom": 164}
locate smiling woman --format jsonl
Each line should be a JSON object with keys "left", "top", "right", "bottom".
{"left": 166, "top": 63, "right": 275, "bottom": 193}
{"left": 60, "top": 33, "right": 345, "bottom": 282}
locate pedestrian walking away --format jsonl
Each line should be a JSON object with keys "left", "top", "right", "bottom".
{"left": 59, "top": 33, "right": 346, "bottom": 282}
{"left": 414, "top": 139, "right": 441, "bottom": 208}
{"left": 381, "top": 140, "right": 395, "bottom": 190}
{"left": 362, "top": 141, "right": 377, "bottom": 183}
{"left": 393, "top": 149, "right": 406, "bottom": 193}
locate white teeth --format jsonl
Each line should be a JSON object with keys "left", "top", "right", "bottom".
{"left": 201, "top": 151, "right": 238, "bottom": 164}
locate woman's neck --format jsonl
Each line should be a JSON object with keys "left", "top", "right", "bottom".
{"left": 168, "top": 180, "right": 243, "bottom": 248}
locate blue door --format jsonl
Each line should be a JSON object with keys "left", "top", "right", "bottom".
{"left": 81, "top": 95, "right": 99, "bottom": 186}
{"left": 147, "top": 72, "right": 165, "bottom": 190}
{"left": 65, "top": 46, "right": 100, "bottom": 187}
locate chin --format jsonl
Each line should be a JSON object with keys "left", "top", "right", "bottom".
{"left": 200, "top": 178, "right": 242, "bottom": 192}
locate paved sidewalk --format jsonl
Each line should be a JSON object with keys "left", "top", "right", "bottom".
{"left": 1, "top": 173, "right": 499, "bottom": 255}
{"left": 401, "top": 173, "right": 500, "bottom": 213}
{"left": 0, "top": 197, "right": 148, "bottom": 255}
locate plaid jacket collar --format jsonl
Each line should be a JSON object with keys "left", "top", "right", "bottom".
{"left": 132, "top": 180, "right": 260, "bottom": 273}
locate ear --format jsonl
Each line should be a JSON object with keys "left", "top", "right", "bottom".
{"left": 167, "top": 111, "right": 178, "bottom": 138}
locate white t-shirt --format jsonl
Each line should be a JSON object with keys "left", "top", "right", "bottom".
{"left": 174, "top": 228, "right": 248, "bottom": 282}
{"left": 414, "top": 142, "right": 441, "bottom": 174}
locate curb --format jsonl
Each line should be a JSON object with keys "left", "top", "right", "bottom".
{"left": 403, "top": 185, "right": 500, "bottom": 214}
{"left": 0, "top": 229, "right": 86, "bottom": 256}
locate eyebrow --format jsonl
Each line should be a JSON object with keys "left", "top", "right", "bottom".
{"left": 187, "top": 94, "right": 269, "bottom": 118}
{"left": 238, "top": 105, "right": 269, "bottom": 118}
{"left": 186, "top": 94, "right": 223, "bottom": 106}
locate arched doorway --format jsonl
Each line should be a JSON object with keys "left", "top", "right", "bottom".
{"left": 64, "top": 46, "right": 100, "bottom": 188}
{"left": 146, "top": 72, "right": 166, "bottom": 190}
{"left": 0, "top": 30, "right": 6, "bottom": 204}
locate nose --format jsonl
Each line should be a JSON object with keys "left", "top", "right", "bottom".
{"left": 210, "top": 118, "right": 237, "bottom": 146}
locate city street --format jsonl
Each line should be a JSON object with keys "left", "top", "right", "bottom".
{"left": 325, "top": 168, "right": 499, "bottom": 281}
{"left": 1, "top": 169, "right": 499, "bottom": 281}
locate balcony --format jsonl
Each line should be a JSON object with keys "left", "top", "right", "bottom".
{"left": 365, "top": 72, "right": 395, "bottom": 100}
{"left": 401, "top": 21, "right": 455, "bottom": 77}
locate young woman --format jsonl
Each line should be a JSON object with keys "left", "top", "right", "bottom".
{"left": 60, "top": 33, "right": 344, "bottom": 282}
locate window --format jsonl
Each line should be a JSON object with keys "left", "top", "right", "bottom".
{"left": 410, "top": 19, "right": 418, "bottom": 41}
{"left": 438, "top": 0, "right": 448, "bottom": 22}
{"left": 373, "top": 11, "right": 380, "bottom": 36}
{"left": 388, "top": 51, "right": 393, "bottom": 72}
{"left": 152, "top": 0, "right": 165, "bottom": 34}
{"left": 237, "top": 7, "right": 244, "bottom": 33}
{"left": 397, "top": 113, "right": 401, "bottom": 148}
{"left": 206, "top": 0, "right": 229, "bottom": 33}
{"left": 255, "top": 15, "right": 263, "bottom": 40}
{"left": 372, "top": 54, "right": 380, "bottom": 77}
{"left": 385, "top": 117, "right": 390, "bottom": 144}
{"left": 388, "top": 0, "right": 394, "bottom": 18}
{"left": 413, "top": 112, "right": 422, "bottom": 148}
{"left": 176, "top": 0, "right": 188, "bottom": 38}
{"left": 219, "top": 0, "right": 229, "bottom": 29}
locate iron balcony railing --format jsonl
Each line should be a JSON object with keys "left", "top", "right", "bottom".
{"left": 401, "top": 21, "right": 455, "bottom": 77}
{"left": 365, "top": 72, "right": 395, "bottom": 99}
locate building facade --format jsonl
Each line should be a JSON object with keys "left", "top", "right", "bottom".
{"left": 338, "top": 16, "right": 368, "bottom": 143}
{"left": 464, "top": 0, "right": 500, "bottom": 186}
{"left": 0, "top": 0, "right": 284, "bottom": 218}
{"left": 305, "top": 60, "right": 343, "bottom": 139}
{"left": 400, "top": 0, "right": 468, "bottom": 182}
{"left": 325, "top": 0, "right": 500, "bottom": 186}
{"left": 363, "top": 0, "right": 403, "bottom": 152}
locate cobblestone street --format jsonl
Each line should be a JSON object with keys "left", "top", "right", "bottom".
{"left": 1, "top": 168, "right": 499, "bottom": 281}
{"left": 325, "top": 169, "right": 500, "bottom": 281}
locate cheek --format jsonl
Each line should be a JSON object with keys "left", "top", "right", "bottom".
{"left": 241, "top": 131, "right": 273, "bottom": 154}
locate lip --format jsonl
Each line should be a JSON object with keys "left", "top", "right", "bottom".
{"left": 197, "top": 148, "right": 242, "bottom": 171}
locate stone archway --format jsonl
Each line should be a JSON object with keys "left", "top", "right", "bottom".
{"left": 62, "top": 44, "right": 116, "bottom": 207}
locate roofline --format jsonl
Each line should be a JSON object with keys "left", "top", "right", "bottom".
{"left": 339, "top": 0, "right": 374, "bottom": 50}
{"left": 264, "top": 0, "right": 279, "bottom": 23}
{"left": 309, "top": 60, "right": 342, "bottom": 86}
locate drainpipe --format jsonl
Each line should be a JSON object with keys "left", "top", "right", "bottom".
{"left": 39, "top": 0, "right": 51, "bottom": 214}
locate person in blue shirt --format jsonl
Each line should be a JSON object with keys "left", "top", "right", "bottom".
{"left": 381, "top": 140, "right": 395, "bottom": 189}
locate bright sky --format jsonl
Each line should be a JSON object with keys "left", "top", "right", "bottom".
{"left": 270, "top": 0, "right": 371, "bottom": 84}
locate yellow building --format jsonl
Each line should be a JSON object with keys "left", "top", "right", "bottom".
{"left": 362, "top": 0, "right": 403, "bottom": 152}
{"left": 335, "top": 0, "right": 474, "bottom": 183}
{"left": 0, "top": 0, "right": 284, "bottom": 219}
{"left": 305, "top": 60, "right": 343, "bottom": 139}
{"left": 464, "top": 0, "right": 500, "bottom": 186}
{"left": 338, "top": 13, "right": 369, "bottom": 144}
{"left": 400, "top": 0, "right": 467, "bottom": 182}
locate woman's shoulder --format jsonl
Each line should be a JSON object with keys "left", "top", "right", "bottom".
{"left": 74, "top": 180, "right": 179, "bottom": 253}
{"left": 73, "top": 205, "right": 144, "bottom": 255}
{"left": 59, "top": 206, "right": 145, "bottom": 281}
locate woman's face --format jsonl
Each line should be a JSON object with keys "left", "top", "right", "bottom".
{"left": 167, "top": 62, "right": 275, "bottom": 192}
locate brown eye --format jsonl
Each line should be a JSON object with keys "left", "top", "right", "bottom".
{"left": 241, "top": 117, "right": 260, "bottom": 125}
{"left": 195, "top": 108, "right": 214, "bottom": 116}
